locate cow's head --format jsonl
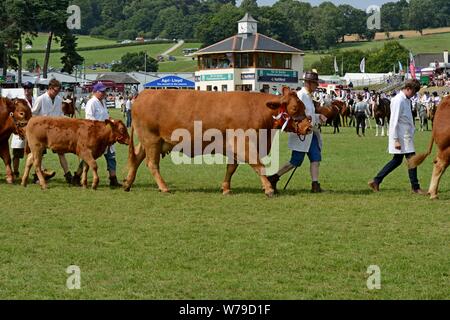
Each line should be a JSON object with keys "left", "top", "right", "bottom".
{"left": 266, "top": 87, "right": 312, "bottom": 135}
{"left": 106, "top": 119, "right": 131, "bottom": 145}
{"left": 8, "top": 98, "right": 32, "bottom": 139}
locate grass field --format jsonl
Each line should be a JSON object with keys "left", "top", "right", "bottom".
{"left": 0, "top": 109, "right": 448, "bottom": 299}
{"left": 23, "top": 33, "right": 117, "bottom": 50}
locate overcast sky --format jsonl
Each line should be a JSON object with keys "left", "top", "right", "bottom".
{"left": 237, "top": 0, "right": 398, "bottom": 10}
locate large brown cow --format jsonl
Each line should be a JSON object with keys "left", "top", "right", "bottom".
{"left": 22, "top": 117, "right": 130, "bottom": 189}
{"left": 408, "top": 96, "right": 450, "bottom": 199}
{"left": 0, "top": 97, "right": 32, "bottom": 183}
{"left": 123, "top": 88, "right": 312, "bottom": 197}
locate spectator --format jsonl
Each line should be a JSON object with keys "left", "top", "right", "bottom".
{"left": 354, "top": 94, "right": 370, "bottom": 137}
{"left": 125, "top": 95, "right": 133, "bottom": 128}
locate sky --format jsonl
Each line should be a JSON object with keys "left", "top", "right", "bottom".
{"left": 237, "top": 0, "right": 398, "bottom": 10}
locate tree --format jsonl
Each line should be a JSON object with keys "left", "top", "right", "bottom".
{"left": 36, "top": 0, "right": 71, "bottom": 78}
{"left": 240, "top": 0, "right": 258, "bottom": 15}
{"left": 26, "top": 58, "right": 40, "bottom": 72}
{"left": 111, "top": 51, "right": 158, "bottom": 72}
{"left": 60, "top": 32, "right": 84, "bottom": 74}
{"left": 408, "top": 0, "right": 433, "bottom": 35}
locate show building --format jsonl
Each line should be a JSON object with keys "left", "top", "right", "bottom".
{"left": 194, "top": 13, "right": 304, "bottom": 93}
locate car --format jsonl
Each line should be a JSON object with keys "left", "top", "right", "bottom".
{"left": 121, "top": 40, "right": 132, "bottom": 44}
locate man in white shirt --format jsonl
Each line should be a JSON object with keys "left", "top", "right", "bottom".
{"left": 267, "top": 71, "right": 327, "bottom": 193}
{"left": 125, "top": 95, "right": 132, "bottom": 128}
{"left": 72, "top": 82, "right": 121, "bottom": 187}
{"left": 368, "top": 79, "right": 427, "bottom": 195}
{"left": 31, "top": 79, "right": 73, "bottom": 183}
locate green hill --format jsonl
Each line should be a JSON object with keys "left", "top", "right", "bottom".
{"left": 22, "top": 33, "right": 450, "bottom": 74}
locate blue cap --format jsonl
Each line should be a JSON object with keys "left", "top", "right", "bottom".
{"left": 22, "top": 81, "right": 33, "bottom": 89}
{"left": 93, "top": 82, "right": 107, "bottom": 92}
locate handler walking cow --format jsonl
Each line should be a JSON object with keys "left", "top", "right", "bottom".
{"left": 71, "top": 82, "right": 123, "bottom": 187}
{"left": 368, "top": 80, "right": 427, "bottom": 195}
{"left": 123, "top": 87, "right": 312, "bottom": 196}
{"left": 30, "top": 79, "right": 73, "bottom": 183}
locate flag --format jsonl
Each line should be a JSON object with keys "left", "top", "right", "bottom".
{"left": 409, "top": 51, "right": 416, "bottom": 79}
{"left": 334, "top": 56, "right": 339, "bottom": 74}
{"left": 360, "top": 57, "right": 365, "bottom": 73}
{"left": 398, "top": 61, "right": 403, "bottom": 72}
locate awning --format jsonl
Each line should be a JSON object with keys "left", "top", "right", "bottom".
{"left": 144, "top": 75, "right": 195, "bottom": 88}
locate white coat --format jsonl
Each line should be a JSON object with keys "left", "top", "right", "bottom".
{"left": 32, "top": 92, "right": 63, "bottom": 116}
{"left": 388, "top": 91, "right": 415, "bottom": 154}
{"left": 287, "top": 88, "right": 322, "bottom": 152}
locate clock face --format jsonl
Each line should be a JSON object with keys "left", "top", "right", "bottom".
{"left": 249, "top": 24, "right": 256, "bottom": 33}
{"left": 239, "top": 24, "right": 246, "bottom": 33}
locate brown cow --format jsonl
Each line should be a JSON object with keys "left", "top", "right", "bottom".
{"left": 123, "top": 88, "right": 312, "bottom": 197}
{"left": 62, "top": 98, "right": 77, "bottom": 118}
{"left": 408, "top": 96, "right": 450, "bottom": 199}
{"left": 0, "top": 97, "right": 32, "bottom": 183}
{"left": 22, "top": 117, "right": 130, "bottom": 189}
{"left": 314, "top": 100, "right": 341, "bottom": 133}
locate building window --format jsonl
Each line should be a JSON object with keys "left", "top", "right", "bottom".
{"left": 235, "top": 84, "right": 252, "bottom": 91}
{"left": 206, "top": 85, "right": 212, "bottom": 91}
{"left": 234, "top": 53, "right": 254, "bottom": 68}
{"left": 222, "top": 85, "right": 228, "bottom": 92}
{"left": 199, "top": 54, "right": 232, "bottom": 70}
{"left": 283, "top": 55, "right": 292, "bottom": 69}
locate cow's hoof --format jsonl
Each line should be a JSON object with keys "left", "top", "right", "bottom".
{"left": 430, "top": 194, "right": 438, "bottom": 200}
{"left": 222, "top": 189, "right": 232, "bottom": 196}
{"left": 160, "top": 189, "right": 170, "bottom": 193}
{"left": 265, "top": 190, "right": 275, "bottom": 198}
{"left": 92, "top": 185, "right": 98, "bottom": 190}
{"left": 123, "top": 185, "right": 131, "bottom": 192}
{"left": 6, "top": 177, "right": 14, "bottom": 184}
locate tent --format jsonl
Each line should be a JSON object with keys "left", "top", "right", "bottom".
{"left": 144, "top": 75, "right": 195, "bottom": 89}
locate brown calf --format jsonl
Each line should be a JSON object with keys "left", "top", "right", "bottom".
{"left": 22, "top": 117, "right": 130, "bottom": 189}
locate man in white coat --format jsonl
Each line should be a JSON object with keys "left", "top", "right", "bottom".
{"left": 368, "top": 79, "right": 427, "bottom": 194}
{"left": 267, "top": 71, "right": 327, "bottom": 193}
{"left": 71, "top": 82, "right": 121, "bottom": 187}
{"left": 30, "top": 79, "right": 73, "bottom": 183}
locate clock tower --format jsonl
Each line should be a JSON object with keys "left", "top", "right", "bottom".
{"left": 238, "top": 13, "right": 258, "bottom": 34}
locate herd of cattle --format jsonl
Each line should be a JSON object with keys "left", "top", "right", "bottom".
{"left": 0, "top": 89, "right": 448, "bottom": 199}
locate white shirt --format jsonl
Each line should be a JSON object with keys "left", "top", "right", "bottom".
{"left": 287, "top": 87, "right": 321, "bottom": 152}
{"left": 125, "top": 99, "right": 132, "bottom": 111}
{"left": 85, "top": 95, "right": 114, "bottom": 153}
{"left": 85, "top": 96, "right": 109, "bottom": 121}
{"left": 32, "top": 92, "right": 63, "bottom": 116}
{"left": 388, "top": 91, "right": 415, "bottom": 154}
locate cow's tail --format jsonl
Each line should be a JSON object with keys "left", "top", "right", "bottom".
{"left": 408, "top": 134, "right": 434, "bottom": 169}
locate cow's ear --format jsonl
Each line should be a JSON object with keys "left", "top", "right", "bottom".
{"left": 282, "top": 86, "right": 291, "bottom": 96}
{"left": 105, "top": 119, "right": 113, "bottom": 126}
{"left": 266, "top": 100, "right": 281, "bottom": 110}
{"left": 5, "top": 98, "right": 15, "bottom": 112}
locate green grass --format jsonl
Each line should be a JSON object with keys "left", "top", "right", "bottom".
{"left": 0, "top": 109, "right": 448, "bottom": 299}
{"left": 24, "top": 33, "right": 117, "bottom": 50}
{"left": 337, "top": 32, "right": 450, "bottom": 53}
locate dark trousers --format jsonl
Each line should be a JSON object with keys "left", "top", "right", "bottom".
{"left": 373, "top": 153, "right": 420, "bottom": 190}
{"left": 356, "top": 113, "right": 366, "bottom": 135}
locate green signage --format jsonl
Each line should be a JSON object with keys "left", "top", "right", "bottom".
{"left": 258, "top": 70, "right": 298, "bottom": 78}
{"left": 200, "top": 74, "right": 233, "bottom": 81}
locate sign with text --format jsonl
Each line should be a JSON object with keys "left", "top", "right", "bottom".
{"left": 200, "top": 74, "right": 233, "bottom": 81}
{"left": 241, "top": 73, "right": 255, "bottom": 80}
{"left": 257, "top": 70, "right": 298, "bottom": 83}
